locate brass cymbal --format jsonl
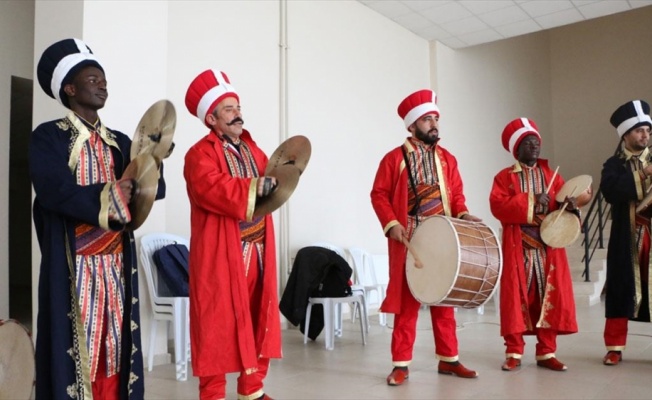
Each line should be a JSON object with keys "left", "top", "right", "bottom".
{"left": 122, "top": 154, "right": 159, "bottom": 230}
{"left": 131, "top": 99, "right": 176, "bottom": 163}
{"left": 253, "top": 164, "right": 302, "bottom": 218}
{"left": 265, "top": 135, "right": 311, "bottom": 174}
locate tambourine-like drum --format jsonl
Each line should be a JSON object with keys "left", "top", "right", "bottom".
{"left": 540, "top": 209, "right": 581, "bottom": 248}
{"left": 0, "top": 319, "right": 35, "bottom": 399}
{"left": 406, "top": 216, "right": 502, "bottom": 308}
{"left": 556, "top": 175, "right": 593, "bottom": 208}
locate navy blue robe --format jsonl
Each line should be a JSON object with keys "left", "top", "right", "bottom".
{"left": 29, "top": 115, "right": 165, "bottom": 399}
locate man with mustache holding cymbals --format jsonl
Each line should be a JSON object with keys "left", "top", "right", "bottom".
{"left": 184, "top": 69, "right": 281, "bottom": 400}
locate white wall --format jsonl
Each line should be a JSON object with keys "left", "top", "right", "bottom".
{"left": 286, "top": 0, "right": 430, "bottom": 256}
{"left": 431, "top": 32, "right": 552, "bottom": 232}
{"left": 0, "top": 0, "right": 35, "bottom": 319}
{"left": 550, "top": 7, "right": 652, "bottom": 184}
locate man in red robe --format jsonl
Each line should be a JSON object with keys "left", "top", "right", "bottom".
{"left": 371, "top": 89, "right": 481, "bottom": 386}
{"left": 184, "top": 70, "right": 281, "bottom": 400}
{"left": 489, "top": 118, "right": 578, "bottom": 372}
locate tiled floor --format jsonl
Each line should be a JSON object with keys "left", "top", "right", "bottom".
{"left": 145, "top": 302, "right": 652, "bottom": 399}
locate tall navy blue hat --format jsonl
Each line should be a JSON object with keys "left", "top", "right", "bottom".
{"left": 610, "top": 100, "right": 652, "bottom": 138}
{"left": 37, "top": 38, "right": 104, "bottom": 108}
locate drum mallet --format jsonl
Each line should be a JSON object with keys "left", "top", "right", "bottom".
{"left": 545, "top": 166, "right": 559, "bottom": 194}
{"left": 402, "top": 237, "right": 424, "bottom": 269}
{"left": 550, "top": 186, "right": 578, "bottom": 227}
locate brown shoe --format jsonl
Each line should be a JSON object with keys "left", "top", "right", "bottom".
{"left": 438, "top": 361, "right": 478, "bottom": 378}
{"left": 603, "top": 351, "right": 622, "bottom": 366}
{"left": 501, "top": 357, "right": 521, "bottom": 371}
{"left": 537, "top": 357, "right": 567, "bottom": 371}
{"left": 387, "top": 367, "right": 409, "bottom": 386}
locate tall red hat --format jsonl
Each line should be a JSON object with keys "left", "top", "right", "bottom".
{"left": 397, "top": 89, "right": 440, "bottom": 129}
{"left": 185, "top": 69, "right": 239, "bottom": 127}
{"left": 501, "top": 118, "right": 541, "bottom": 159}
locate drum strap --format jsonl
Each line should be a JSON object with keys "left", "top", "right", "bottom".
{"left": 401, "top": 145, "right": 421, "bottom": 218}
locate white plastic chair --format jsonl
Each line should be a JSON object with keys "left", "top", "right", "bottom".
{"left": 305, "top": 242, "right": 368, "bottom": 349}
{"left": 348, "top": 248, "right": 387, "bottom": 326}
{"left": 304, "top": 294, "right": 367, "bottom": 350}
{"left": 139, "top": 233, "right": 191, "bottom": 381}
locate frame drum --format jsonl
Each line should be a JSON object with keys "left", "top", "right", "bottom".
{"left": 540, "top": 209, "right": 581, "bottom": 248}
{"left": 0, "top": 319, "right": 35, "bottom": 399}
{"left": 555, "top": 175, "right": 593, "bottom": 208}
{"left": 406, "top": 216, "right": 502, "bottom": 308}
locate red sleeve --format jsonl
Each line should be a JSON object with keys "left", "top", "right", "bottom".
{"left": 184, "top": 139, "right": 257, "bottom": 221}
{"left": 371, "top": 150, "right": 401, "bottom": 233}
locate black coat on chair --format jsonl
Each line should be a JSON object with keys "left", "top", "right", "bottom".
{"left": 279, "top": 246, "right": 353, "bottom": 340}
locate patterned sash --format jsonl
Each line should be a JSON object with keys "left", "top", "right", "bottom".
{"left": 516, "top": 163, "right": 549, "bottom": 300}
{"left": 405, "top": 140, "right": 443, "bottom": 238}
{"left": 73, "top": 125, "right": 124, "bottom": 380}
{"left": 518, "top": 164, "right": 548, "bottom": 250}
{"left": 520, "top": 214, "right": 546, "bottom": 250}
{"left": 222, "top": 137, "right": 267, "bottom": 278}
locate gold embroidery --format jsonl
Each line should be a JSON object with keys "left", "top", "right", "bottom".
{"left": 66, "top": 384, "right": 77, "bottom": 398}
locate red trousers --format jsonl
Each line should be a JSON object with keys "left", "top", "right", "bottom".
{"left": 603, "top": 220, "right": 650, "bottom": 351}
{"left": 199, "top": 248, "right": 268, "bottom": 400}
{"left": 391, "top": 273, "right": 458, "bottom": 365}
{"left": 504, "top": 273, "right": 558, "bottom": 359}
{"left": 604, "top": 318, "right": 628, "bottom": 350}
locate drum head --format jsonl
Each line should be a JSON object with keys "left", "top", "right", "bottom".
{"left": 540, "top": 210, "right": 581, "bottom": 248}
{"left": 0, "top": 320, "right": 35, "bottom": 399}
{"left": 555, "top": 175, "right": 592, "bottom": 204}
{"left": 406, "top": 216, "right": 459, "bottom": 305}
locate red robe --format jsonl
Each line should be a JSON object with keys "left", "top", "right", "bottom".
{"left": 489, "top": 159, "right": 578, "bottom": 336}
{"left": 184, "top": 129, "right": 282, "bottom": 376}
{"left": 371, "top": 139, "right": 470, "bottom": 314}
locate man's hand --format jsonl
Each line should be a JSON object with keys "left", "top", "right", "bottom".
{"left": 118, "top": 179, "right": 135, "bottom": 203}
{"left": 535, "top": 193, "right": 550, "bottom": 206}
{"left": 461, "top": 213, "right": 482, "bottom": 222}
{"left": 389, "top": 224, "right": 407, "bottom": 243}
{"left": 563, "top": 196, "right": 578, "bottom": 211}
{"left": 257, "top": 176, "right": 278, "bottom": 197}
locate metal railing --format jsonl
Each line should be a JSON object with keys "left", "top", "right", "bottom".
{"left": 581, "top": 189, "right": 611, "bottom": 282}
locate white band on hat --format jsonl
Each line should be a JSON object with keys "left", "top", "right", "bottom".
{"left": 508, "top": 119, "right": 539, "bottom": 155}
{"left": 404, "top": 103, "right": 440, "bottom": 128}
{"left": 51, "top": 39, "right": 97, "bottom": 103}
{"left": 196, "top": 70, "right": 237, "bottom": 123}
{"left": 616, "top": 100, "right": 652, "bottom": 137}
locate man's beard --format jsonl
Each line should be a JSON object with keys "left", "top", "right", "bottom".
{"left": 415, "top": 126, "right": 439, "bottom": 145}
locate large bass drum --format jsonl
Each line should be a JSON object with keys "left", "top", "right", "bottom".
{"left": 0, "top": 319, "right": 35, "bottom": 399}
{"left": 406, "top": 216, "right": 502, "bottom": 308}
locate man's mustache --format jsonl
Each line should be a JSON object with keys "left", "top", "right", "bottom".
{"left": 226, "top": 117, "right": 244, "bottom": 126}
{"left": 429, "top": 128, "right": 438, "bottom": 135}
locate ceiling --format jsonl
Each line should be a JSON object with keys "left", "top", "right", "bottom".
{"left": 358, "top": 0, "right": 652, "bottom": 49}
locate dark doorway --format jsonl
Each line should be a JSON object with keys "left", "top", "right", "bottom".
{"left": 9, "top": 76, "right": 33, "bottom": 330}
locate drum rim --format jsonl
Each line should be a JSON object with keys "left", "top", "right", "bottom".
{"left": 0, "top": 319, "right": 35, "bottom": 399}
{"left": 406, "top": 215, "right": 462, "bottom": 305}
{"left": 540, "top": 209, "right": 581, "bottom": 248}
{"left": 406, "top": 216, "right": 504, "bottom": 308}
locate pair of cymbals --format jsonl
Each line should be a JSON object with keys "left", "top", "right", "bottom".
{"left": 131, "top": 99, "right": 176, "bottom": 163}
{"left": 122, "top": 154, "right": 159, "bottom": 230}
{"left": 253, "top": 135, "right": 312, "bottom": 217}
